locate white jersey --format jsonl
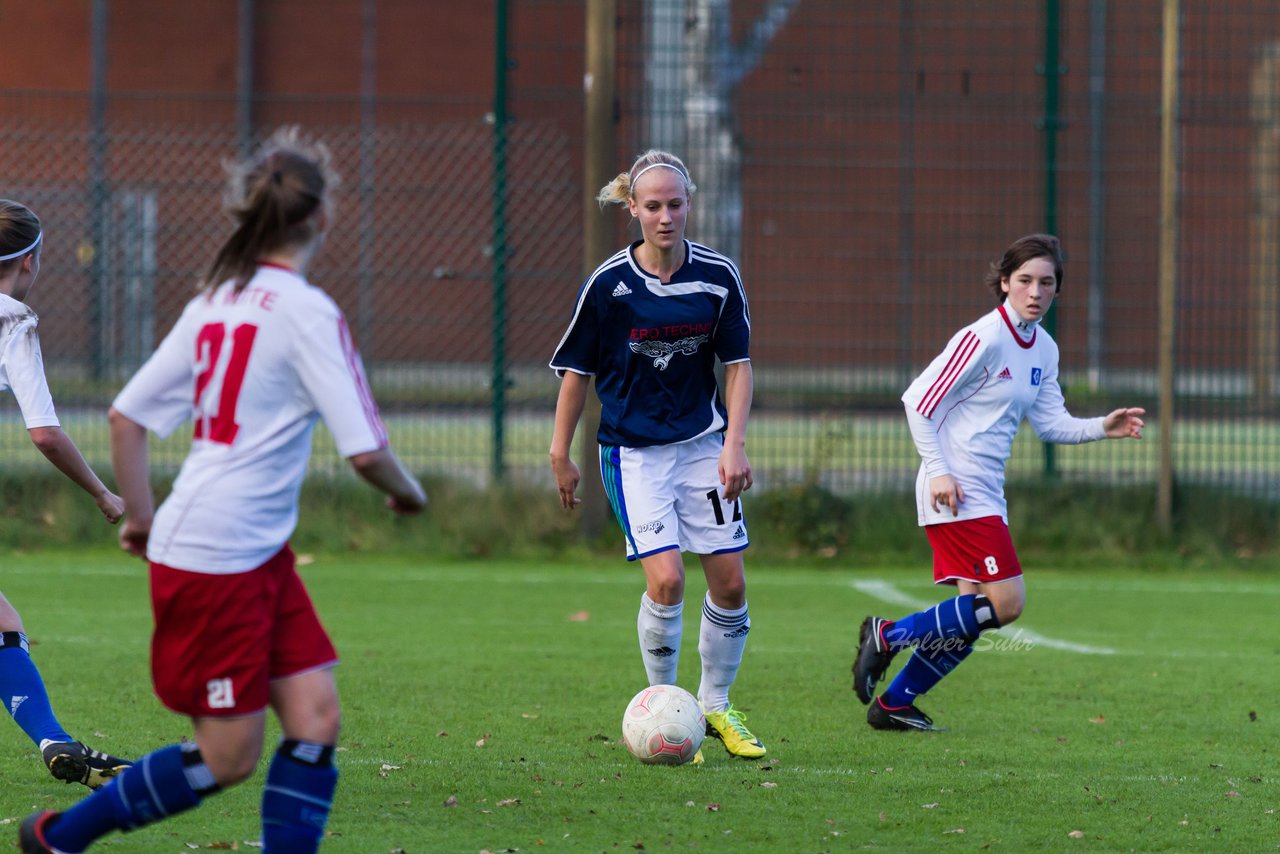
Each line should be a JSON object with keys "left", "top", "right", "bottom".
{"left": 902, "top": 301, "right": 1105, "bottom": 526}
{"left": 112, "top": 265, "right": 387, "bottom": 573}
{"left": 0, "top": 293, "right": 59, "bottom": 429}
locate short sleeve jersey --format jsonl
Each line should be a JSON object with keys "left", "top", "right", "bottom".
{"left": 549, "top": 239, "right": 751, "bottom": 448}
{"left": 0, "top": 294, "right": 59, "bottom": 429}
{"left": 112, "top": 265, "right": 388, "bottom": 573}
{"left": 902, "top": 303, "right": 1105, "bottom": 526}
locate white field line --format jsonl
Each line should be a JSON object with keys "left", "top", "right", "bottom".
{"left": 851, "top": 579, "right": 1116, "bottom": 656}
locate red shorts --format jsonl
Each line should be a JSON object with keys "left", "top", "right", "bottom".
{"left": 926, "top": 516, "right": 1023, "bottom": 585}
{"left": 149, "top": 545, "right": 338, "bottom": 718}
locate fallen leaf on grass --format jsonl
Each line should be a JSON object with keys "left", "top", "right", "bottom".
{"left": 922, "top": 803, "right": 940, "bottom": 809}
{"left": 568, "top": 611, "right": 591, "bottom": 622}
{"left": 706, "top": 803, "right": 721, "bottom": 812}
{"left": 379, "top": 764, "right": 402, "bottom": 778}
{"left": 1089, "top": 715, "right": 1106, "bottom": 725}
{"left": 1225, "top": 791, "right": 1241, "bottom": 798}
{"left": 443, "top": 795, "right": 458, "bottom": 807}
{"left": 943, "top": 828, "right": 966, "bottom": 834}
{"left": 476, "top": 733, "right": 492, "bottom": 748}
{"left": 498, "top": 798, "right": 521, "bottom": 807}
{"left": 759, "top": 781, "right": 778, "bottom": 789}
{"left": 1068, "top": 830, "right": 1085, "bottom": 839}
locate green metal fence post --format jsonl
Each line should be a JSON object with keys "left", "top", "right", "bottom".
{"left": 1040, "top": 0, "right": 1062, "bottom": 480}
{"left": 491, "top": 0, "right": 510, "bottom": 484}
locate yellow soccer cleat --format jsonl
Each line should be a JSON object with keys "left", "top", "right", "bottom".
{"left": 704, "top": 705, "right": 766, "bottom": 759}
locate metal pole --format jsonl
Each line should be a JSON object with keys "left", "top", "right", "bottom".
{"left": 236, "top": 0, "right": 254, "bottom": 158}
{"left": 491, "top": 0, "right": 510, "bottom": 484}
{"left": 1087, "top": 0, "right": 1107, "bottom": 390}
{"left": 1157, "top": 0, "right": 1180, "bottom": 533}
{"left": 1040, "top": 0, "right": 1061, "bottom": 479}
{"left": 897, "top": 0, "right": 916, "bottom": 391}
{"left": 89, "top": 0, "right": 110, "bottom": 380}
{"left": 358, "top": 0, "right": 377, "bottom": 359}
{"left": 580, "top": 0, "right": 617, "bottom": 539}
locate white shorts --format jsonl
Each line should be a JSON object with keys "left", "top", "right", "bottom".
{"left": 598, "top": 433, "right": 750, "bottom": 561}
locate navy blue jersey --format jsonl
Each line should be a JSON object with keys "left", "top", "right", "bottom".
{"left": 550, "top": 239, "right": 751, "bottom": 448}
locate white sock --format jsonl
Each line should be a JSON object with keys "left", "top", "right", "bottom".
{"left": 637, "top": 593, "right": 683, "bottom": 685}
{"left": 697, "top": 594, "right": 750, "bottom": 713}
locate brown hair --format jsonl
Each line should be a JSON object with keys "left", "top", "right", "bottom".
{"left": 0, "top": 200, "right": 42, "bottom": 272}
{"left": 595, "top": 149, "right": 696, "bottom": 209}
{"left": 201, "top": 126, "right": 338, "bottom": 292}
{"left": 984, "top": 233, "right": 1063, "bottom": 302}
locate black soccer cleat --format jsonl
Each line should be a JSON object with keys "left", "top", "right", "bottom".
{"left": 852, "top": 616, "right": 898, "bottom": 705}
{"left": 43, "top": 740, "right": 132, "bottom": 790}
{"left": 18, "top": 810, "right": 59, "bottom": 854}
{"left": 867, "top": 696, "right": 946, "bottom": 732}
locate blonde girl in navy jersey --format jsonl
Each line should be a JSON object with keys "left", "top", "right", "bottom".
{"left": 0, "top": 200, "right": 132, "bottom": 790}
{"left": 550, "top": 150, "right": 765, "bottom": 760}
{"left": 852, "top": 233, "right": 1145, "bottom": 732}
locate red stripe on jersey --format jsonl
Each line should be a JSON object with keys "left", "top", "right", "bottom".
{"left": 918, "top": 331, "right": 979, "bottom": 418}
{"left": 997, "top": 305, "right": 1036, "bottom": 349}
{"left": 338, "top": 316, "right": 389, "bottom": 447}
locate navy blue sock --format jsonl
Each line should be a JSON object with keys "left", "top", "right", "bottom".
{"left": 883, "top": 640, "right": 974, "bottom": 707}
{"left": 0, "top": 632, "right": 73, "bottom": 745}
{"left": 883, "top": 595, "right": 998, "bottom": 651}
{"left": 261, "top": 739, "right": 338, "bottom": 853}
{"left": 45, "top": 742, "right": 218, "bottom": 851}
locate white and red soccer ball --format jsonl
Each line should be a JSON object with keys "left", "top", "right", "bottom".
{"left": 621, "top": 684, "right": 705, "bottom": 765}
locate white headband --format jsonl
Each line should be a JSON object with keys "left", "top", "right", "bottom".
{"left": 631, "top": 162, "right": 688, "bottom": 187}
{"left": 0, "top": 231, "right": 42, "bottom": 262}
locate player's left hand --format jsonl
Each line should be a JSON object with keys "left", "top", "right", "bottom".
{"left": 1103, "top": 407, "right": 1145, "bottom": 439}
{"left": 719, "top": 445, "right": 753, "bottom": 503}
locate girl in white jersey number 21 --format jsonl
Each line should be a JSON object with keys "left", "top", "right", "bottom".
{"left": 20, "top": 129, "right": 426, "bottom": 854}
{"left": 852, "top": 234, "right": 1145, "bottom": 732}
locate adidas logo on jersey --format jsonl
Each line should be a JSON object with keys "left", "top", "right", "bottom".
{"left": 996, "top": 366, "right": 1013, "bottom": 381}
{"left": 732, "top": 526, "right": 746, "bottom": 540}
{"left": 611, "top": 281, "right": 632, "bottom": 297}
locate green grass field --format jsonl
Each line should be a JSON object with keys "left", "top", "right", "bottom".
{"left": 0, "top": 550, "right": 1277, "bottom": 851}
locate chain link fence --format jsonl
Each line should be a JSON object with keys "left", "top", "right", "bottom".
{"left": 2, "top": 1, "right": 1279, "bottom": 503}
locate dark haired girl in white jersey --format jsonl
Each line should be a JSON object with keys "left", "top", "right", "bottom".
{"left": 21, "top": 129, "right": 426, "bottom": 853}
{"left": 550, "top": 150, "right": 765, "bottom": 760}
{"left": 0, "top": 200, "right": 132, "bottom": 790}
{"left": 853, "top": 233, "right": 1145, "bottom": 731}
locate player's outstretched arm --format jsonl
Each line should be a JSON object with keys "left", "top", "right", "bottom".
{"left": 1102, "top": 407, "right": 1145, "bottom": 440}
{"left": 27, "top": 425, "right": 124, "bottom": 524}
{"left": 348, "top": 448, "right": 427, "bottom": 515}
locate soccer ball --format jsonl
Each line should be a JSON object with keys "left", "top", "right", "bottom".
{"left": 621, "top": 684, "right": 706, "bottom": 765}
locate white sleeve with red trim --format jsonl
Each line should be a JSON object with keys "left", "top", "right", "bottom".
{"left": 112, "top": 297, "right": 202, "bottom": 438}
{"left": 902, "top": 323, "right": 994, "bottom": 470}
{"left": 290, "top": 291, "right": 388, "bottom": 458}
{"left": 1024, "top": 352, "right": 1106, "bottom": 444}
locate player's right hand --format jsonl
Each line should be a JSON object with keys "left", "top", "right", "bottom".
{"left": 929, "top": 474, "right": 965, "bottom": 517}
{"left": 97, "top": 490, "right": 126, "bottom": 524}
{"left": 118, "top": 520, "right": 150, "bottom": 558}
